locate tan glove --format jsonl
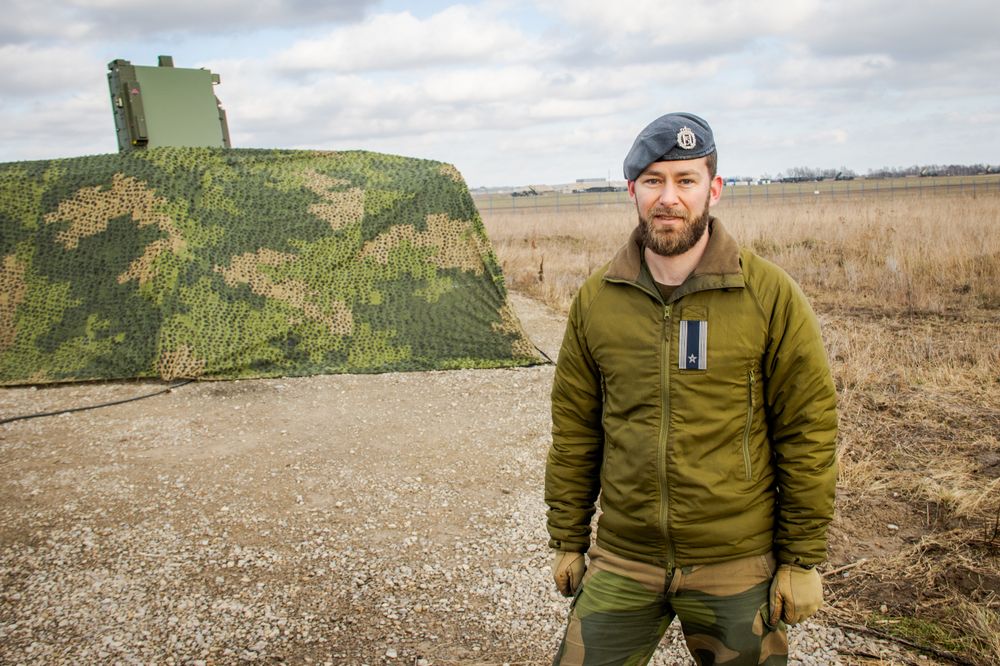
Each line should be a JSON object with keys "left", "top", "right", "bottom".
{"left": 551, "top": 550, "right": 586, "bottom": 597}
{"left": 769, "top": 564, "right": 823, "bottom": 625}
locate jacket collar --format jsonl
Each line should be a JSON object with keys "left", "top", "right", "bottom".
{"left": 604, "top": 217, "right": 745, "bottom": 298}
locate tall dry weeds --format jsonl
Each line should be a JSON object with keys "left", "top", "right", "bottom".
{"left": 483, "top": 192, "right": 1000, "bottom": 315}
{"left": 483, "top": 205, "right": 634, "bottom": 313}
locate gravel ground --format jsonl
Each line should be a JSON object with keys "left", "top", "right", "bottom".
{"left": 1, "top": 293, "right": 936, "bottom": 665}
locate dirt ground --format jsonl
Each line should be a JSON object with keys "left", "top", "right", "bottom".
{"left": 0, "top": 293, "right": 947, "bottom": 665}
{"left": 1, "top": 293, "right": 570, "bottom": 665}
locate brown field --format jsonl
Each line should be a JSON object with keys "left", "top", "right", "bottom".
{"left": 472, "top": 174, "right": 1000, "bottom": 215}
{"left": 482, "top": 190, "right": 1000, "bottom": 665}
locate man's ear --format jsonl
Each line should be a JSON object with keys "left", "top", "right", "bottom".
{"left": 627, "top": 180, "right": 637, "bottom": 200}
{"left": 708, "top": 175, "right": 723, "bottom": 206}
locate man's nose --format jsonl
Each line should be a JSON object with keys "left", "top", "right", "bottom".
{"left": 657, "top": 182, "right": 680, "bottom": 206}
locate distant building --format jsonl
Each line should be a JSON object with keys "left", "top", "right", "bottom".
{"left": 568, "top": 178, "right": 627, "bottom": 194}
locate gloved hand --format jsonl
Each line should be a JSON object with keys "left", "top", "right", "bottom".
{"left": 551, "top": 550, "right": 586, "bottom": 597}
{"left": 768, "top": 564, "right": 823, "bottom": 625}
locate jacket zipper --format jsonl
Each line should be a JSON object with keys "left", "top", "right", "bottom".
{"left": 659, "top": 304, "right": 675, "bottom": 569}
{"left": 600, "top": 375, "right": 609, "bottom": 468}
{"left": 742, "top": 367, "right": 754, "bottom": 480}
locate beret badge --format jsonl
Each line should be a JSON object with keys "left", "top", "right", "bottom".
{"left": 676, "top": 126, "right": 697, "bottom": 150}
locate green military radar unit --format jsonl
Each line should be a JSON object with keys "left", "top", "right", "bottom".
{"left": 107, "top": 55, "right": 231, "bottom": 152}
{"left": 0, "top": 57, "right": 539, "bottom": 385}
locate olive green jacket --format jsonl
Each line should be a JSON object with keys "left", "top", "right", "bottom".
{"left": 545, "top": 219, "right": 838, "bottom": 568}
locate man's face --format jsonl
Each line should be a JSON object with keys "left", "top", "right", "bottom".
{"left": 628, "top": 157, "right": 723, "bottom": 257}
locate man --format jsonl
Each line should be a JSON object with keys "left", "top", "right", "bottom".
{"left": 545, "top": 112, "right": 838, "bottom": 666}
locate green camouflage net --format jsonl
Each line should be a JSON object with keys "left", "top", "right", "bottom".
{"left": 0, "top": 148, "right": 541, "bottom": 384}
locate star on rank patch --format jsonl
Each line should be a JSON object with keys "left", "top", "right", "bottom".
{"left": 676, "top": 126, "right": 697, "bottom": 150}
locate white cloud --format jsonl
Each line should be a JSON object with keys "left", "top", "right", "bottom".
{"left": 539, "top": 0, "right": 818, "bottom": 57}
{"left": 767, "top": 51, "right": 896, "bottom": 88}
{"left": 421, "top": 66, "right": 546, "bottom": 104}
{"left": 0, "top": 0, "right": 379, "bottom": 43}
{"left": 221, "top": 53, "right": 686, "bottom": 160}
{"left": 0, "top": 89, "right": 113, "bottom": 160}
{"left": 1, "top": 1, "right": 999, "bottom": 185}
{"left": 0, "top": 44, "right": 104, "bottom": 94}
{"left": 0, "top": 1, "right": 91, "bottom": 43}
{"left": 275, "top": 6, "right": 547, "bottom": 73}
{"left": 801, "top": 0, "right": 1000, "bottom": 59}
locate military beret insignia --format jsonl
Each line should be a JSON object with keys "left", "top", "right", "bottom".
{"left": 676, "top": 127, "right": 697, "bottom": 150}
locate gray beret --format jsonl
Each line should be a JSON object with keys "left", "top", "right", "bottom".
{"left": 623, "top": 112, "right": 715, "bottom": 181}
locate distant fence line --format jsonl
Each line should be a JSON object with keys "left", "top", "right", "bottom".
{"left": 472, "top": 175, "right": 1000, "bottom": 215}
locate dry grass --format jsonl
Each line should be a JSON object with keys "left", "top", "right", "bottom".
{"left": 482, "top": 190, "right": 1000, "bottom": 665}
{"left": 483, "top": 204, "right": 635, "bottom": 313}
{"left": 723, "top": 195, "right": 1000, "bottom": 312}
{"left": 825, "top": 307, "right": 1000, "bottom": 665}
{"left": 483, "top": 193, "right": 1000, "bottom": 314}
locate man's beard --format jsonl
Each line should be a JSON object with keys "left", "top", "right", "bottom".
{"left": 638, "top": 194, "right": 711, "bottom": 257}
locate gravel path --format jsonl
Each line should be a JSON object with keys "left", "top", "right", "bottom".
{"left": 1, "top": 293, "right": 934, "bottom": 665}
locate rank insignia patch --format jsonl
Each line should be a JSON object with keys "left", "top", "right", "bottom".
{"left": 679, "top": 320, "right": 707, "bottom": 370}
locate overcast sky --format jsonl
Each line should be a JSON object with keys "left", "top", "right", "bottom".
{"left": 2, "top": 0, "right": 998, "bottom": 187}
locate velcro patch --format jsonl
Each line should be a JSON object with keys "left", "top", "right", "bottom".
{"left": 678, "top": 320, "right": 707, "bottom": 370}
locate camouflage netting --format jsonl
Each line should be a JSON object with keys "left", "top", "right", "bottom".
{"left": 0, "top": 148, "right": 541, "bottom": 385}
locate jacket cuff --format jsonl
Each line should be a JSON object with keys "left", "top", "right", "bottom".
{"left": 548, "top": 537, "right": 590, "bottom": 553}
{"left": 777, "top": 550, "right": 826, "bottom": 568}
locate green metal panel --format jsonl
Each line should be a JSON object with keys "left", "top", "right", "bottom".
{"left": 107, "top": 57, "right": 230, "bottom": 152}
{"left": 133, "top": 66, "right": 227, "bottom": 148}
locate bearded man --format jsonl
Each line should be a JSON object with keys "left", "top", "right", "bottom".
{"left": 545, "top": 112, "right": 838, "bottom": 665}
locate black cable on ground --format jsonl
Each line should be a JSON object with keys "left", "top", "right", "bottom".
{"left": 0, "top": 379, "right": 195, "bottom": 425}
{"left": 534, "top": 344, "right": 555, "bottom": 365}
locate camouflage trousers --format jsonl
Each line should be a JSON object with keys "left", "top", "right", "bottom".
{"left": 553, "top": 545, "right": 787, "bottom": 666}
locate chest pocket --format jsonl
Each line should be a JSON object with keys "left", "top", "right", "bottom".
{"left": 671, "top": 294, "right": 772, "bottom": 487}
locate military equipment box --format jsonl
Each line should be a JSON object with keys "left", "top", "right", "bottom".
{"left": 107, "top": 55, "right": 231, "bottom": 152}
